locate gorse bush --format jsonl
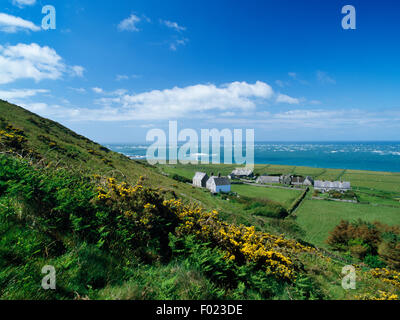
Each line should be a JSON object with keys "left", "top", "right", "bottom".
{"left": 1, "top": 153, "right": 398, "bottom": 300}
{"left": 0, "top": 154, "right": 329, "bottom": 299}
{"left": 0, "top": 123, "right": 27, "bottom": 152}
{"left": 327, "top": 219, "right": 400, "bottom": 270}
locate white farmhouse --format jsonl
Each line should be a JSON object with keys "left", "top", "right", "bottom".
{"left": 192, "top": 172, "right": 209, "bottom": 188}
{"left": 206, "top": 176, "right": 231, "bottom": 194}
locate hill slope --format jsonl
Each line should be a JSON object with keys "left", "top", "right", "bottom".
{"left": 0, "top": 100, "right": 399, "bottom": 300}
{"left": 0, "top": 99, "right": 292, "bottom": 232}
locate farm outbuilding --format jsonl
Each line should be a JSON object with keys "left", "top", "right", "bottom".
{"left": 256, "top": 175, "right": 280, "bottom": 184}
{"left": 230, "top": 168, "right": 254, "bottom": 179}
{"left": 291, "top": 176, "right": 306, "bottom": 186}
{"left": 314, "top": 180, "right": 351, "bottom": 193}
{"left": 303, "top": 176, "right": 314, "bottom": 186}
{"left": 192, "top": 172, "right": 209, "bottom": 188}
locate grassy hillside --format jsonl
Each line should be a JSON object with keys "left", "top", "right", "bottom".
{"left": 158, "top": 163, "right": 400, "bottom": 251}
{"left": 1, "top": 100, "right": 400, "bottom": 300}
{"left": 0, "top": 100, "right": 289, "bottom": 232}
{"left": 296, "top": 200, "right": 400, "bottom": 248}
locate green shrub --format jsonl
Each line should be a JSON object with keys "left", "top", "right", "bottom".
{"left": 171, "top": 174, "right": 191, "bottom": 183}
{"left": 364, "top": 254, "right": 386, "bottom": 268}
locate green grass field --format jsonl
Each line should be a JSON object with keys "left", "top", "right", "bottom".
{"left": 342, "top": 171, "right": 400, "bottom": 193}
{"left": 155, "top": 162, "right": 400, "bottom": 252}
{"left": 295, "top": 199, "right": 400, "bottom": 248}
{"left": 2, "top": 100, "right": 400, "bottom": 300}
{"left": 231, "top": 184, "right": 302, "bottom": 209}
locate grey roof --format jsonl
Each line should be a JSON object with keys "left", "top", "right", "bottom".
{"left": 208, "top": 176, "right": 231, "bottom": 186}
{"left": 257, "top": 176, "right": 280, "bottom": 183}
{"left": 314, "top": 180, "right": 351, "bottom": 189}
{"left": 231, "top": 168, "right": 253, "bottom": 176}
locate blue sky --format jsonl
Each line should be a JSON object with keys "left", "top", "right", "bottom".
{"left": 0, "top": 0, "right": 399, "bottom": 143}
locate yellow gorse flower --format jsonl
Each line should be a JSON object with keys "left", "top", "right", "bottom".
{"left": 96, "top": 177, "right": 322, "bottom": 282}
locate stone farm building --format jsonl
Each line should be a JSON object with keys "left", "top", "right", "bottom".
{"left": 230, "top": 168, "right": 254, "bottom": 179}
{"left": 303, "top": 176, "right": 314, "bottom": 186}
{"left": 314, "top": 180, "right": 351, "bottom": 193}
{"left": 192, "top": 172, "right": 209, "bottom": 188}
{"left": 280, "top": 175, "right": 293, "bottom": 185}
{"left": 291, "top": 176, "right": 306, "bottom": 186}
{"left": 292, "top": 176, "right": 314, "bottom": 186}
{"left": 256, "top": 175, "right": 280, "bottom": 184}
{"left": 206, "top": 176, "right": 231, "bottom": 194}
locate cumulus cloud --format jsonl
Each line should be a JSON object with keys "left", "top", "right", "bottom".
{"left": 118, "top": 14, "right": 141, "bottom": 32}
{"left": 70, "top": 65, "right": 85, "bottom": 77}
{"left": 92, "top": 87, "right": 104, "bottom": 94}
{"left": 0, "top": 43, "right": 84, "bottom": 84}
{"left": 0, "top": 13, "right": 40, "bottom": 33}
{"left": 115, "top": 81, "right": 274, "bottom": 119}
{"left": 21, "top": 102, "right": 83, "bottom": 119}
{"left": 160, "top": 20, "right": 186, "bottom": 32}
{"left": 0, "top": 88, "right": 48, "bottom": 100}
{"left": 276, "top": 93, "right": 300, "bottom": 105}
{"left": 24, "top": 81, "right": 274, "bottom": 121}
{"left": 12, "top": 0, "right": 36, "bottom": 8}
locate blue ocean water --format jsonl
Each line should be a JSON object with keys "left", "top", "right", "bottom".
{"left": 105, "top": 142, "right": 400, "bottom": 173}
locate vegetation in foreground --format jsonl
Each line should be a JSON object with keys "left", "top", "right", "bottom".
{"left": 0, "top": 99, "right": 399, "bottom": 300}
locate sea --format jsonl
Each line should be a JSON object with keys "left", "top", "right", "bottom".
{"left": 104, "top": 142, "right": 400, "bottom": 173}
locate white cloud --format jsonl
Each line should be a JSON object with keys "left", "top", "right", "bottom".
{"left": 92, "top": 87, "right": 104, "bottom": 94}
{"left": 116, "top": 74, "right": 140, "bottom": 81}
{"left": 0, "top": 43, "right": 83, "bottom": 84}
{"left": 275, "top": 80, "right": 289, "bottom": 88}
{"left": 276, "top": 93, "right": 300, "bottom": 105}
{"left": 116, "top": 74, "right": 129, "bottom": 81}
{"left": 170, "top": 38, "right": 188, "bottom": 51}
{"left": 317, "top": 71, "right": 336, "bottom": 84}
{"left": 140, "top": 124, "right": 155, "bottom": 128}
{"left": 212, "top": 109, "right": 400, "bottom": 130}
{"left": 118, "top": 14, "right": 141, "bottom": 32}
{"left": 220, "top": 112, "right": 235, "bottom": 117}
{"left": 21, "top": 102, "right": 83, "bottom": 119}
{"left": 0, "top": 88, "right": 48, "bottom": 100}
{"left": 274, "top": 109, "right": 343, "bottom": 120}
{"left": 309, "top": 100, "right": 322, "bottom": 105}
{"left": 70, "top": 65, "right": 85, "bottom": 77}
{"left": 24, "top": 81, "right": 274, "bottom": 121}
{"left": 68, "top": 87, "right": 86, "bottom": 94}
{"left": 116, "top": 81, "right": 273, "bottom": 119}
{"left": 288, "top": 72, "right": 297, "bottom": 79}
{"left": 12, "top": 0, "right": 36, "bottom": 8}
{"left": 0, "top": 13, "right": 40, "bottom": 33}
{"left": 161, "top": 20, "right": 186, "bottom": 32}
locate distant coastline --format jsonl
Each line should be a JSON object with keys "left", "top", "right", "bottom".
{"left": 106, "top": 141, "right": 400, "bottom": 173}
